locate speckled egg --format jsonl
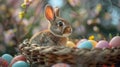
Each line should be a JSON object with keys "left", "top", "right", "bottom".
{"left": 96, "top": 40, "right": 109, "bottom": 48}
{"left": 12, "top": 61, "right": 29, "bottom": 67}
{"left": 9, "top": 55, "right": 27, "bottom": 67}
{"left": 52, "top": 63, "right": 70, "bottom": 67}
{"left": 109, "top": 36, "right": 120, "bottom": 47}
{"left": 1, "top": 54, "right": 13, "bottom": 64}
{"left": 77, "top": 41, "right": 93, "bottom": 49}
{"left": 0, "top": 57, "right": 9, "bottom": 67}
{"left": 88, "top": 40, "right": 97, "bottom": 47}
{"left": 66, "top": 41, "right": 75, "bottom": 48}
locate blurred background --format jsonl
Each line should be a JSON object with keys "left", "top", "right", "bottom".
{"left": 0, "top": 0, "right": 120, "bottom": 56}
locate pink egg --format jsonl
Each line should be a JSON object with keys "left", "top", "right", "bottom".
{"left": 52, "top": 63, "right": 70, "bottom": 67}
{"left": 0, "top": 57, "right": 9, "bottom": 67}
{"left": 96, "top": 40, "right": 109, "bottom": 48}
{"left": 109, "top": 36, "right": 120, "bottom": 47}
{"left": 9, "top": 55, "right": 27, "bottom": 67}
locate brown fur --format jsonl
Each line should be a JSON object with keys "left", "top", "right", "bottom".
{"left": 29, "top": 30, "right": 67, "bottom": 46}
{"left": 29, "top": 5, "right": 71, "bottom": 46}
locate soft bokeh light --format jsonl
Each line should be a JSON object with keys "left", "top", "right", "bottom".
{"left": 0, "top": 0, "right": 120, "bottom": 56}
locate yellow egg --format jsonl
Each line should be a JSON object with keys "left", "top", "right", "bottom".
{"left": 66, "top": 41, "right": 75, "bottom": 48}
{"left": 88, "top": 40, "right": 97, "bottom": 47}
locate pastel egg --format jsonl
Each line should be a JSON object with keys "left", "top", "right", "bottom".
{"left": 0, "top": 57, "right": 9, "bottom": 67}
{"left": 77, "top": 41, "right": 93, "bottom": 49}
{"left": 12, "top": 61, "right": 29, "bottom": 67}
{"left": 76, "top": 39, "right": 87, "bottom": 46}
{"left": 96, "top": 40, "right": 109, "bottom": 48}
{"left": 109, "top": 36, "right": 120, "bottom": 47}
{"left": 1, "top": 54, "right": 13, "bottom": 64}
{"left": 9, "top": 55, "right": 27, "bottom": 67}
{"left": 52, "top": 63, "right": 70, "bottom": 67}
{"left": 66, "top": 41, "right": 75, "bottom": 48}
{"left": 78, "top": 39, "right": 87, "bottom": 43}
{"left": 88, "top": 40, "right": 97, "bottom": 47}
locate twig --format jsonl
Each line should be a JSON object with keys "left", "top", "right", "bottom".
{"left": 20, "top": 0, "right": 46, "bottom": 41}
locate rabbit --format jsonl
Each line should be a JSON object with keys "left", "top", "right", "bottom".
{"left": 29, "top": 5, "right": 72, "bottom": 46}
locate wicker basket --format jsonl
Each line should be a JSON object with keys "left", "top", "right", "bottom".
{"left": 19, "top": 39, "right": 120, "bottom": 67}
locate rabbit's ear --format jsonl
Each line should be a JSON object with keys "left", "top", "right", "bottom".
{"left": 45, "top": 5, "right": 55, "bottom": 21}
{"left": 55, "top": 8, "right": 60, "bottom": 17}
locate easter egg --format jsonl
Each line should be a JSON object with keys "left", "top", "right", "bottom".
{"left": 12, "top": 61, "right": 29, "bottom": 67}
{"left": 76, "top": 39, "right": 87, "bottom": 46}
{"left": 109, "top": 36, "right": 120, "bottom": 47}
{"left": 66, "top": 41, "right": 75, "bottom": 48}
{"left": 88, "top": 40, "right": 97, "bottom": 47}
{"left": 96, "top": 40, "right": 109, "bottom": 48}
{"left": 9, "top": 55, "right": 27, "bottom": 67}
{"left": 52, "top": 63, "right": 70, "bottom": 67}
{"left": 1, "top": 54, "right": 13, "bottom": 64}
{"left": 77, "top": 41, "right": 93, "bottom": 49}
{"left": 78, "top": 39, "right": 87, "bottom": 43}
{"left": 0, "top": 57, "right": 9, "bottom": 67}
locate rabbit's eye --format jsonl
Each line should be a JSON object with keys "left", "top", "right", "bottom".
{"left": 58, "top": 21, "right": 63, "bottom": 26}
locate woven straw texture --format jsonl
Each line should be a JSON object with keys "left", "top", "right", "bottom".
{"left": 19, "top": 39, "right": 120, "bottom": 67}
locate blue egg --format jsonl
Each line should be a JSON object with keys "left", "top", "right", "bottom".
{"left": 77, "top": 41, "right": 93, "bottom": 49}
{"left": 2, "top": 54, "right": 13, "bottom": 64}
{"left": 48, "top": 0, "right": 65, "bottom": 8}
{"left": 12, "top": 61, "right": 29, "bottom": 67}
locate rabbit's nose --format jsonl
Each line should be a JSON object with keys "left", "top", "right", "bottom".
{"left": 64, "top": 27, "right": 72, "bottom": 34}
